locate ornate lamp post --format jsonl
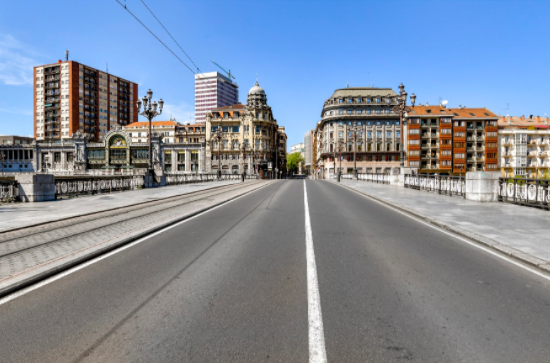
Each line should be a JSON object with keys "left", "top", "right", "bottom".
{"left": 0, "top": 152, "right": 5, "bottom": 176}
{"left": 335, "top": 139, "right": 345, "bottom": 182}
{"left": 211, "top": 123, "right": 224, "bottom": 180}
{"left": 136, "top": 89, "right": 163, "bottom": 171}
{"left": 349, "top": 121, "right": 362, "bottom": 178}
{"left": 389, "top": 84, "right": 416, "bottom": 168}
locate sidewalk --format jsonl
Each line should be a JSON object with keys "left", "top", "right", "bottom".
{"left": 0, "top": 180, "right": 242, "bottom": 232}
{"left": 333, "top": 179, "right": 550, "bottom": 272}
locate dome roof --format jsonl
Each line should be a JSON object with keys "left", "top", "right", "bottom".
{"left": 248, "top": 81, "right": 265, "bottom": 95}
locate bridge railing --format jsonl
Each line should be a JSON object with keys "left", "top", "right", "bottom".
{"left": 0, "top": 179, "right": 19, "bottom": 203}
{"left": 498, "top": 177, "right": 550, "bottom": 210}
{"left": 405, "top": 174, "right": 466, "bottom": 198}
{"left": 54, "top": 175, "right": 144, "bottom": 199}
{"left": 356, "top": 173, "right": 390, "bottom": 184}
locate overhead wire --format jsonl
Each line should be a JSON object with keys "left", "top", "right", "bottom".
{"left": 114, "top": 0, "right": 231, "bottom": 121}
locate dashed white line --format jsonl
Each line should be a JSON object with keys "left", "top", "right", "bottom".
{"left": 304, "top": 180, "right": 327, "bottom": 363}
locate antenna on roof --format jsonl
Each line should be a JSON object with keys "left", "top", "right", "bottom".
{"left": 106, "top": 62, "right": 109, "bottom": 73}
{"left": 441, "top": 100, "right": 448, "bottom": 108}
{"left": 65, "top": 50, "right": 69, "bottom": 61}
{"left": 346, "top": 83, "right": 349, "bottom": 88}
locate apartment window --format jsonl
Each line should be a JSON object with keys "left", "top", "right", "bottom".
{"left": 54, "top": 152, "right": 61, "bottom": 163}
{"left": 232, "top": 126, "right": 239, "bottom": 133}
{"left": 357, "top": 99, "right": 362, "bottom": 103}
{"left": 339, "top": 110, "right": 343, "bottom": 114}
{"left": 376, "top": 98, "right": 380, "bottom": 103}
{"left": 339, "top": 99, "right": 343, "bottom": 104}
{"left": 66, "top": 152, "right": 73, "bottom": 162}
{"left": 396, "top": 131, "right": 400, "bottom": 138}
{"left": 386, "top": 131, "right": 391, "bottom": 138}
{"left": 376, "top": 131, "right": 381, "bottom": 138}
{"left": 347, "top": 99, "right": 352, "bottom": 104}
{"left": 367, "top": 131, "right": 372, "bottom": 138}
{"left": 339, "top": 131, "right": 343, "bottom": 138}
{"left": 410, "top": 129, "right": 420, "bottom": 135}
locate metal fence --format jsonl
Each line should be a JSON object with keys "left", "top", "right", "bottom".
{"left": 54, "top": 175, "right": 144, "bottom": 199}
{"left": 165, "top": 173, "right": 258, "bottom": 185}
{"left": 498, "top": 178, "right": 550, "bottom": 209}
{"left": 0, "top": 179, "right": 19, "bottom": 203}
{"left": 357, "top": 173, "right": 390, "bottom": 184}
{"left": 404, "top": 174, "right": 466, "bottom": 198}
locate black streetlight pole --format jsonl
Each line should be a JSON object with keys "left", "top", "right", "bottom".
{"left": 136, "top": 89, "right": 163, "bottom": 172}
{"left": 349, "top": 121, "right": 361, "bottom": 178}
{"left": 390, "top": 84, "right": 416, "bottom": 168}
{"left": 211, "top": 123, "right": 224, "bottom": 180}
{"left": 0, "top": 152, "right": 5, "bottom": 176}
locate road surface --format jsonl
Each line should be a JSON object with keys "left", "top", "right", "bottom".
{"left": 1, "top": 180, "right": 550, "bottom": 362}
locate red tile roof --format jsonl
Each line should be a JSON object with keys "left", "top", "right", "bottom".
{"left": 125, "top": 121, "right": 178, "bottom": 128}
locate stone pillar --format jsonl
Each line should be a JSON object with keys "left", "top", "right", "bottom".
{"left": 185, "top": 150, "right": 191, "bottom": 172}
{"left": 15, "top": 174, "right": 56, "bottom": 202}
{"left": 199, "top": 148, "right": 204, "bottom": 173}
{"left": 171, "top": 150, "right": 177, "bottom": 171}
{"left": 465, "top": 171, "right": 501, "bottom": 202}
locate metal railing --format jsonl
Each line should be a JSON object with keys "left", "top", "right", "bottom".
{"left": 165, "top": 173, "right": 258, "bottom": 185}
{"left": 0, "top": 179, "right": 19, "bottom": 203}
{"left": 54, "top": 175, "right": 144, "bottom": 199}
{"left": 356, "top": 173, "right": 390, "bottom": 184}
{"left": 405, "top": 174, "right": 466, "bottom": 198}
{"left": 498, "top": 178, "right": 550, "bottom": 209}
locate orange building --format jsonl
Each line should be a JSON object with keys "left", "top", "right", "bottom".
{"left": 405, "top": 106, "right": 498, "bottom": 174}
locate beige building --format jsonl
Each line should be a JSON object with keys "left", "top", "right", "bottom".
{"left": 498, "top": 116, "right": 550, "bottom": 178}
{"left": 124, "top": 121, "right": 178, "bottom": 144}
{"left": 316, "top": 87, "right": 402, "bottom": 178}
{"left": 205, "top": 81, "right": 286, "bottom": 177}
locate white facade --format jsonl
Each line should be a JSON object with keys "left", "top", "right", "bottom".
{"left": 195, "top": 72, "right": 239, "bottom": 123}
{"left": 499, "top": 129, "right": 550, "bottom": 178}
{"left": 123, "top": 121, "right": 177, "bottom": 144}
{"left": 290, "top": 143, "right": 305, "bottom": 159}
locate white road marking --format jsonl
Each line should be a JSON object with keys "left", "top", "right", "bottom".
{"left": 304, "top": 180, "right": 327, "bottom": 363}
{"left": 0, "top": 182, "right": 272, "bottom": 306}
{"left": 340, "top": 184, "right": 550, "bottom": 283}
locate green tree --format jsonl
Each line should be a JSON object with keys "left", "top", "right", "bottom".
{"left": 287, "top": 152, "right": 305, "bottom": 174}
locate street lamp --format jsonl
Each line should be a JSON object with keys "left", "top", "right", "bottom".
{"left": 0, "top": 152, "right": 5, "bottom": 176}
{"left": 136, "top": 89, "right": 163, "bottom": 172}
{"left": 389, "top": 83, "right": 416, "bottom": 168}
{"left": 211, "top": 123, "right": 224, "bottom": 180}
{"left": 334, "top": 139, "right": 345, "bottom": 182}
{"left": 240, "top": 140, "right": 250, "bottom": 181}
{"left": 349, "top": 121, "right": 362, "bottom": 178}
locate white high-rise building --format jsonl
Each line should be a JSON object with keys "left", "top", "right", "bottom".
{"left": 194, "top": 72, "right": 239, "bottom": 123}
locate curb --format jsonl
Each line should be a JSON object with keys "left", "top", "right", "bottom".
{"left": 330, "top": 180, "right": 550, "bottom": 274}
{"left": 0, "top": 180, "right": 253, "bottom": 235}
{"left": 0, "top": 181, "right": 275, "bottom": 298}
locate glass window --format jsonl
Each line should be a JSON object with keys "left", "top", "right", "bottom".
{"left": 358, "top": 121, "right": 362, "bottom": 125}
{"left": 386, "top": 131, "right": 391, "bottom": 138}
{"left": 357, "top": 99, "right": 362, "bottom": 103}
{"left": 339, "top": 99, "right": 343, "bottom": 104}
{"left": 222, "top": 126, "right": 229, "bottom": 133}
{"left": 339, "top": 110, "right": 343, "bottom": 114}
{"left": 212, "top": 126, "right": 218, "bottom": 132}
{"left": 255, "top": 126, "right": 261, "bottom": 133}
{"left": 357, "top": 110, "right": 362, "bottom": 114}
{"left": 367, "top": 110, "right": 371, "bottom": 114}
{"left": 232, "top": 126, "right": 239, "bottom": 133}
{"left": 347, "top": 99, "right": 352, "bottom": 103}
{"left": 376, "top": 98, "right": 380, "bottom": 103}
{"left": 396, "top": 131, "right": 400, "bottom": 138}
{"left": 377, "top": 131, "right": 381, "bottom": 138}
{"left": 348, "top": 110, "right": 352, "bottom": 114}
{"left": 377, "top": 110, "right": 381, "bottom": 114}
{"left": 367, "top": 98, "right": 371, "bottom": 103}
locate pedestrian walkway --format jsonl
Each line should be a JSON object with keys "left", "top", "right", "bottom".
{"left": 0, "top": 180, "right": 242, "bottom": 232}
{"left": 333, "top": 179, "right": 550, "bottom": 271}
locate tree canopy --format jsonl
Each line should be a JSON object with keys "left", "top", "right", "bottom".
{"left": 287, "top": 152, "right": 305, "bottom": 174}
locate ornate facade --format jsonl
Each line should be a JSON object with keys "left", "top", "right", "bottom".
{"left": 316, "top": 87, "right": 402, "bottom": 178}
{"left": 205, "top": 81, "right": 286, "bottom": 177}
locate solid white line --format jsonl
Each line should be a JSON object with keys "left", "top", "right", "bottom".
{"left": 304, "top": 180, "right": 327, "bottom": 363}
{"left": 340, "top": 183, "right": 550, "bottom": 282}
{"left": 0, "top": 183, "right": 271, "bottom": 306}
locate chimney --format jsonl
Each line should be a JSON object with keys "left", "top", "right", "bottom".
{"left": 537, "top": 116, "right": 540, "bottom": 123}
{"left": 521, "top": 115, "right": 525, "bottom": 120}
{"left": 426, "top": 102, "right": 429, "bottom": 106}
{"left": 506, "top": 115, "right": 511, "bottom": 125}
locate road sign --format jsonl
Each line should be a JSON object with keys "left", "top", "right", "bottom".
{"left": 268, "top": 162, "right": 272, "bottom": 170}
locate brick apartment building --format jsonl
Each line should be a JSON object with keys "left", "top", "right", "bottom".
{"left": 34, "top": 58, "right": 138, "bottom": 142}
{"left": 405, "top": 106, "right": 498, "bottom": 174}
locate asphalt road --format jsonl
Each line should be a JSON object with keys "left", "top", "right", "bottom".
{"left": 1, "top": 180, "right": 550, "bottom": 362}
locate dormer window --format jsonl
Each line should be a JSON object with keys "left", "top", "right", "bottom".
{"left": 339, "top": 99, "right": 343, "bottom": 104}
{"left": 347, "top": 99, "right": 352, "bottom": 104}
{"left": 367, "top": 98, "right": 371, "bottom": 103}
{"left": 376, "top": 98, "right": 381, "bottom": 103}
{"left": 386, "top": 98, "right": 391, "bottom": 103}
{"left": 357, "top": 98, "right": 362, "bottom": 103}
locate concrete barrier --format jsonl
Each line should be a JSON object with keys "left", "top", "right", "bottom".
{"left": 15, "top": 174, "right": 55, "bottom": 202}
{"left": 465, "top": 171, "right": 501, "bottom": 202}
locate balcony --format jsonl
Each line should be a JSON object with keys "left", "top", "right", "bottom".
{"left": 537, "top": 139, "right": 548, "bottom": 145}
{"left": 538, "top": 151, "right": 547, "bottom": 157}
{"left": 466, "top": 147, "right": 475, "bottom": 152}
{"left": 503, "top": 153, "right": 512, "bottom": 158}
{"left": 44, "top": 68, "right": 60, "bottom": 75}
{"left": 430, "top": 144, "right": 439, "bottom": 148}
{"left": 502, "top": 139, "right": 513, "bottom": 146}
{"left": 421, "top": 144, "right": 429, "bottom": 149}
{"left": 467, "top": 137, "right": 476, "bottom": 141}
{"left": 45, "top": 84, "right": 59, "bottom": 89}
{"left": 527, "top": 151, "right": 537, "bottom": 157}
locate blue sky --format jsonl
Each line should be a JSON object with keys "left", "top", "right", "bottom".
{"left": 0, "top": 0, "right": 548, "bottom": 150}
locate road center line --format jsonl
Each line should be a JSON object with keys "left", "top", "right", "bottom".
{"left": 304, "top": 180, "right": 327, "bottom": 363}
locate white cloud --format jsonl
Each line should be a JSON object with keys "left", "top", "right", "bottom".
{"left": 158, "top": 101, "right": 195, "bottom": 124}
{"left": 0, "top": 35, "right": 42, "bottom": 86}
{"left": 0, "top": 106, "right": 32, "bottom": 116}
